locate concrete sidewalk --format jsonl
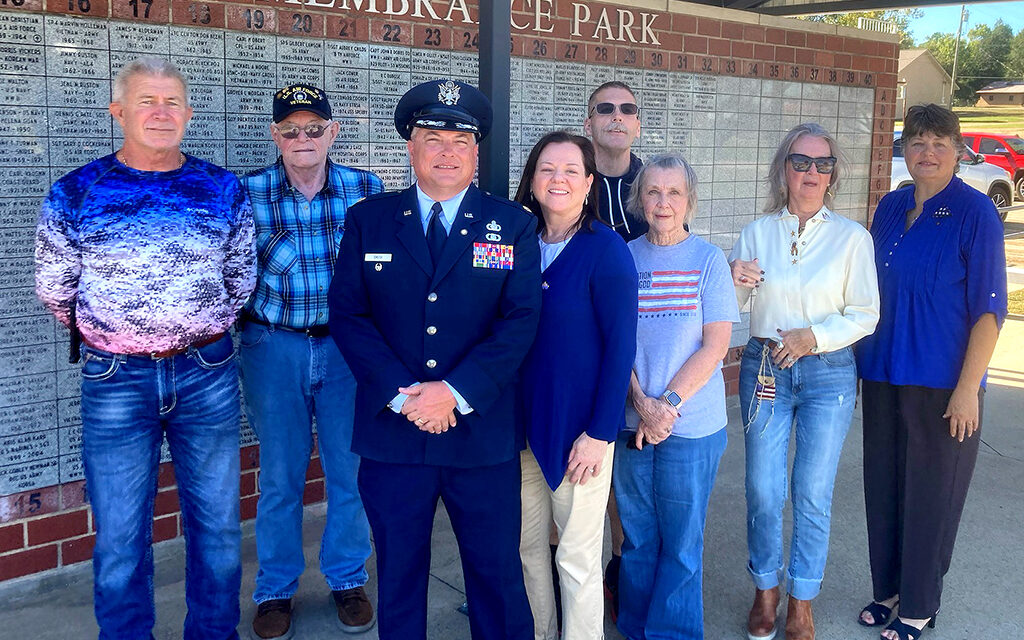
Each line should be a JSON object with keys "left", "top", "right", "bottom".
{"left": 3, "top": 322, "right": 1023, "bottom": 639}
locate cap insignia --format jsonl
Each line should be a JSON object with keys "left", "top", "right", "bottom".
{"left": 438, "top": 80, "right": 461, "bottom": 106}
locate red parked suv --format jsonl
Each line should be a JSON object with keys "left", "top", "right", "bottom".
{"left": 962, "top": 132, "right": 1024, "bottom": 201}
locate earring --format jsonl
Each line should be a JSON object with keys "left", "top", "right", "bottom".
{"left": 585, "top": 194, "right": 589, "bottom": 205}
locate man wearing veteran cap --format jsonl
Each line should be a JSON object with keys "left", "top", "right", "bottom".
{"left": 239, "top": 84, "right": 383, "bottom": 639}
{"left": 328, "top": 79, "right": 541, "bottom": 640}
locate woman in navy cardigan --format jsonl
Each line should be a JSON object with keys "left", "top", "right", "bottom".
{"left": 513, "top": 131, "right": 638, "bottom": 640}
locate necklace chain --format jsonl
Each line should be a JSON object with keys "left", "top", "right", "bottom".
{"left": 117, "top": 149, "right": 184, "bottom": 171}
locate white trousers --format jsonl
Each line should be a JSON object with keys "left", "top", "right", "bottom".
{"left": 520, "top": 444, "right": 614, "bottom": 640}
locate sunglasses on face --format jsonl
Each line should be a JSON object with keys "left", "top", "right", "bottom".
{"left": 275, "top": 122, "right": 330, "bottom": 139}
{"left": 590, "top": 102, "right": 640, "bottom": 116}
{"left": 787, "top": 153, "right": 837, "bottom": 174}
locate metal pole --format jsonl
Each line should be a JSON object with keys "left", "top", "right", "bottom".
{"left": 950, "top": 4, "right": 966, "bottom": 106}
{"left": 478, "top": 0, "right": 512, "bottom": 198}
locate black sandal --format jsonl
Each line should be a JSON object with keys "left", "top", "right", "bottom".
{"left": 882, "top": 615, "right": 936, "bottom": 640}
{"left": 858, "top": 600, "right": 896, "bottom": 627}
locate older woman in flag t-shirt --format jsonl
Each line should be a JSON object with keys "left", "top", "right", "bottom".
{"left": 613, "top": 153, "right": 739, "bottom": 640}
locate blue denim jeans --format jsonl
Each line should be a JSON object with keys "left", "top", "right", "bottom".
{"left": 613, "top": 428, "right": 727, "bottom": 640}
{"left": 80, "top": 335, "right": 242, "bottom": 640}
{"left": 739, "top": 338, "right": 857, "bottom": 600}
{"left": 239, "top": 324, "right": 370, "bottom": 603}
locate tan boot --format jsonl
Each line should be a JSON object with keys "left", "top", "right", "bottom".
{"left": 784, "top": 596, "right": 815, "bottom": 640}
{"left": 747, "top": 586, "right": 780, "bottom": 640}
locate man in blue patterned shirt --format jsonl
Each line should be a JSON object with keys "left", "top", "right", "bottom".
{"left": 35, "top": 57, "right": 255, "bottom": 640}
{"left": 239, "top": 84, "right": 384, "bottom": 640}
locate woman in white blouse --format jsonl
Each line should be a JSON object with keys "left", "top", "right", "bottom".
{"left": 730, "top": 123, "right": 880, "bottom": 640}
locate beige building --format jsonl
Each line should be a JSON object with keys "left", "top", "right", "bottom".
{"left": 975, "top": 82, "right": 1024, "bottom": 107}
{"left": 896, "top": 49, "right": 955, "bottom": 117}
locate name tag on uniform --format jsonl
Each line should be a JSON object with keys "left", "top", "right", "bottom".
{"left": 472, "top": 242, "right": 514, "bottom": 270}
{"left": 364, "top": 253, "right": 392, "bottom": 262}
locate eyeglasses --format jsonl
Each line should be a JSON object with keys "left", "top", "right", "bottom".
{"left": 274, "top": 122, "right": 330, "bottom": 139}
{"left": 590, "top": 102, "right": 640, "bottom": 117}
{"left": 787, "top": 153, "right": 837, "bottom": 174}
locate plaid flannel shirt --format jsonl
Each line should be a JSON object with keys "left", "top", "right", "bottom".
{"left": 242, "top": 157, "right": 384, "bottom": 329}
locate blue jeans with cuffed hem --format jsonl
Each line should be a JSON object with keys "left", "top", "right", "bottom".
{"left": 613, "top": 428, "right": 727, "bottom": 640}
{"left": 239, "top": 324, "right": 370, "bottom": 604}
{"left": 740, "top": 338, "right": 857, "bottom": 601}
{"left": 81, "top": 335, "right": 242, "bottom": 640}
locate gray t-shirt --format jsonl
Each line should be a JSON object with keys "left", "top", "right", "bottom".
{"left": 627, "top": 234, "right": 739, "bottom": 438}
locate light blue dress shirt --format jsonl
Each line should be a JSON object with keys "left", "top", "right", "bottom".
{"left": 388, "top": 183, "right": 474, "bottom": 416}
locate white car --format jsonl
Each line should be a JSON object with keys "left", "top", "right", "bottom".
{"left": 891, "top": 134, "right": 1013, "bottom": 221}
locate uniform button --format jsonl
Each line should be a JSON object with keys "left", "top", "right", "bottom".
{"left": 888, "top": 251, "right": 892, "bottom": 255}
{"left": 426, "top": 359, "right": 437, "bottom": 369}
{"left": 427, "top": 292, "right": 438, "bottom": 302}
{"left": 884, "top": 262, "right": 889, "bottom": 267}
{"left": 426, "top": 326, "right": 437, "bottom": 335}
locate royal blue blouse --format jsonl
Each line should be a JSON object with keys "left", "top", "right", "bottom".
{"left": 856, "top": 176, "right": 1007, "bottom": 389}
{"left": 518, "top": 223, "right": 639, "bottom": 490}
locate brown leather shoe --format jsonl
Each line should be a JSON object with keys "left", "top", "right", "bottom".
{"left": 333, "top": 586, "right": 376, "bottom": 633}
{"left": 747, "top": 586, "right": 780, "bottom": 640}
{"left": 251, "top": 599, "right": 293, "bottom": 640}
{"left": 785, "top": 596, "right": 815, "bottom": 640}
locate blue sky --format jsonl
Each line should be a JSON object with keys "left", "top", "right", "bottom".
{"left": 909, "top": 2, "right": 1024, "bottom": 41}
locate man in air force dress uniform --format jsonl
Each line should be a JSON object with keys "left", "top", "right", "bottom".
{"left": 328, "top": 79, "right": 541, "bottom": 640}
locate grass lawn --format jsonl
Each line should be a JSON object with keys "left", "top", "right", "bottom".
{"left": 895, "top": 108, "right": 1024, "bottom": 134}
{"left": 1010, "top": 288, "right": 1024, "bottom": 316}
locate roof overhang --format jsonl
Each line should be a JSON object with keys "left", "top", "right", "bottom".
{"left": 681, "top": 0, "right": 1017, "bottom": 16}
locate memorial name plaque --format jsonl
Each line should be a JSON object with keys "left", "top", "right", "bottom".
{"left": 0, "top": 0, "right": 896, "bottom": 498}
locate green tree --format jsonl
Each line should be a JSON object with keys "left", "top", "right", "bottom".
{"left": 920, "top": 21, "right": 1019, "bottom": 105}
{"left": 1007, "top": 28, "right": 1024, "bottom": 80}
{"left": 801, "top": 9, "right": 922, "bottom": 48}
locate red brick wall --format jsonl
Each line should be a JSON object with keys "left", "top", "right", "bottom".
{"left": 0, "top": 444, "right": 325, "bottom": 581}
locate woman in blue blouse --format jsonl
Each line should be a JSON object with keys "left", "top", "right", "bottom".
{"left": 513, "top": 131, "right": 638, "bottom": 640}
{"left": 856, "top": 104, "right": 1007, "bottom": 640}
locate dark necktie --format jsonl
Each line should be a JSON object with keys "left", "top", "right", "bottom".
{"left": 426, "top": 201, "right": 447, "bottom": 266}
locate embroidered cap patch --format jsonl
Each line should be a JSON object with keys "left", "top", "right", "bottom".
{"left": 472, "top": 242, "right": 514, "bottom": 270}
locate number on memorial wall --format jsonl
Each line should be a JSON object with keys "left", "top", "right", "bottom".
{"left": 67, "top": 0, "right": 91, "bottom": 13}
{"left": 244, "top": 8, "right": 264, "bottom": 29}
{"left": 382, "top": 23, "right": 401, "bottom": 42}
{"left": 338, "top": 19, "right": 355, "bottom": 37}
{"left": 622, "top": 49, "right": 636, "bottom": 65}
{"left": 187, "top": 2, "right": 211, "bottom": 24}
{"left": 462, "top": 31, "right": 478, "bottom": 49}
{"left": 128, "top": 0, "right": 152, "bottom": 18}
{"left": 423, "top": 27, "right": 441, "bottom": 46}
{"left": 724, "top": 60, "right": 735, "bottom": 74}
{"left": 594, "top": 46, "right": 607, "bottom": 62}
{"left": 675, "top": 54, "right": 687, "bottom": 70}
{"left": 291, "top": 13, "right": 312, "bottom": 33}
{"left": 650, "top": 52, "right": 662, "bottom": 67}
{"left": 564, "top": 43, "right": 578, "bottom": 60}
{"left": 532, "top": 39, "right": 546, "bottom": 56}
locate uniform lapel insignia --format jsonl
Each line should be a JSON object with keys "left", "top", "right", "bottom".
{"left": 403, "top": 209, "right": 413, "bottom": 216}
{"left": 464, "top": 212, "right": 474, "bottom": 218}
{"left": 486, "top": 220, "right": 501, "bottom": 232}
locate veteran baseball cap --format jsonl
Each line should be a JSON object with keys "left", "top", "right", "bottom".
{"left": 273, "top": 84, "right": 332, "bottom": 123}
{"left": 394, "top": 79, "right": 492, "bottom": 141}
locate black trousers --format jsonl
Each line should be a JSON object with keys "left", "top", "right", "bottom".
{"left": 357, "top": 456, "right": 534, "bottom": 640}
{"left": 861, "top": 380, "right": 983, "bottom": 619}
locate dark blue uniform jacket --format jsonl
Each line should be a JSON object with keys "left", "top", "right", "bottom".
{"left": 329, "top": 183, "right": 542, "bottom": 468}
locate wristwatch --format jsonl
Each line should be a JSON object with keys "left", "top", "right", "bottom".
{"left": 660, "top": 390, "right": 683, "bottom": 410}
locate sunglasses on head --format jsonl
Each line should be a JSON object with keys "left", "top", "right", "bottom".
{"left": 787, "top": 153, "right": 836, "bottom": 174}
{"left": 590, "top": 102, "right": 639, "bottom": 116}
{"left": 275, "top": 122, "right": 330, "bottom": 139}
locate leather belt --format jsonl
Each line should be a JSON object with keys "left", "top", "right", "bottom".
{"left": 84, "top": 332, "right": 227, "bottom": 359}
{"left": 242, "top": 313, "right": 331, "bottom": 339}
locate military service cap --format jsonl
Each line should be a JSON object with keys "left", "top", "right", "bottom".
{"left": 393, "top": 79, "right": 492, "bottom": 141}
{"left": 273, "top": 84, "right": 332, "bottom": 123}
